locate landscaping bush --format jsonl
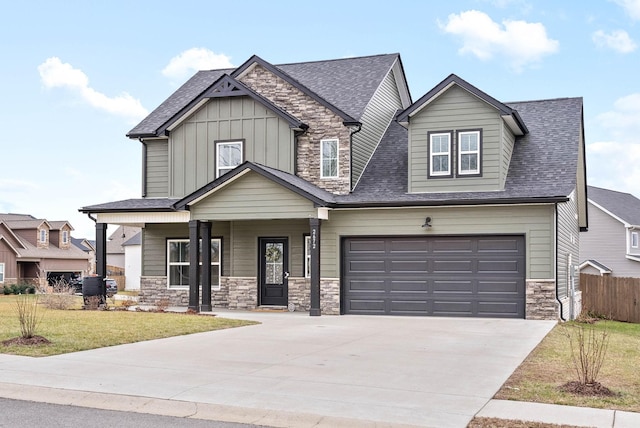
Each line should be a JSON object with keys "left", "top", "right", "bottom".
{"left": 2, "top": 283, "right": 36, "bottom": 295}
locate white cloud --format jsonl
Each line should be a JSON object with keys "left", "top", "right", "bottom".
{"left": 162, "top": 48, "right": 233, "bottom": 81}
{"left": 440, "top": 10, "right": 559, "bottom": 72}
{"left": 593, "top": 29, "right": 637, "bottom": 53}
{"left": 38, "top": 57, "right": 148, "bottom": 122}
{"left": 612, "top": 0, "right": 640, "bottom": 21}
{"left": 597, "top": 93, "right": 640, "bottom": 140}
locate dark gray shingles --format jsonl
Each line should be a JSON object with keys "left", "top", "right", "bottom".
{"left": 128, "top": 54, "right": 399, "bottom": 137}
{"left": 128, "top": 69, "right": 231, "bottom": 137}
{"left": 80, "top": 198, "right": 179, "bottom": 213}
{"left": 588, "top": 185, "right": 640, "bottom": 225}
{"left": 347, "top": 97, "right": 583, "bottom": 204}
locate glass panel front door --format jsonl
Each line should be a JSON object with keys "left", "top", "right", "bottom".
{"left": 259, "top": 238, "right": 288, "bottom": 306}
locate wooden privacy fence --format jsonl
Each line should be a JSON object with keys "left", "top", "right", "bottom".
{"left": 580, "top": 273, "right": 640, "bottom": 323}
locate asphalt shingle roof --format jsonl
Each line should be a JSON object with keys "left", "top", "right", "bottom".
{"left": 80, "top": 198, "right": 179, "bottom": 212}
{"left": 348, "top": 97, "right": 583, "bottom": 204}
{"left": 588, "top": 185, "right": 640, "bottom": 225}
{"left": 127, "top": 54, "right": 400, "bottom": 137}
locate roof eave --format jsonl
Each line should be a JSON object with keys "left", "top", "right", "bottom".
{"left": 333, "top": 196, "right": 569, "bottom": 209}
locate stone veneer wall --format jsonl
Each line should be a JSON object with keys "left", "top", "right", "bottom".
{"left": 225, "top": 277, "right": 258, "bottom": 310}
{"left": 139, "top": 276, "right": 229, "bottom": 308}
{"left": 239, "top": 65, "right": 352, "bottom": 195}
{"left": 287, "top": 277, "right": 340, "bottom": 315}
{"left": 526, "top": 279, "right": 559, "bottom": 320}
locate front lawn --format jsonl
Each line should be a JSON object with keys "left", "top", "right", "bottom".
{"left": 495, "top": 320, "right": 640, "bottom": 412}
{"left": 0, "top": 294, "right": 258, "bottom": 357}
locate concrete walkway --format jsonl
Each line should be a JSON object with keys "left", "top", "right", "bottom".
{"left": 0, "top": 310, "right": 635, "bottom": 427}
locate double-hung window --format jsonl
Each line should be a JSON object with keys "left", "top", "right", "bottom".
{"left": 167, "top": 238, "right": 221, "bottom": 290}
{"left": 62, "top": 230, "right": 69, "bottom": 245}
{"left": 457, "top": 130, "right": 481, "bottom": 176}
{"left": 0, "top": 263, "right": 4, "bottom": 283}
{"left": 632, "top": 231, "right": 639, "bottom": 249}
{"left": 216, "top": 140, "right": 243, "bottom": 178}
{"left": 321, "top": 139, "right": 338, "bottom": 178}
{"left": 428, "top": 132, "right": 452, "bottom": 178}
{"left": 39, "top": 229, "right": 47, "bottom": 243}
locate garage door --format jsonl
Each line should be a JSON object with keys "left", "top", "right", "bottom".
{"left": 342, "top": 235, "right": 525, "bottom": 318}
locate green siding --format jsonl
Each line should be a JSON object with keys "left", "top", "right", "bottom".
{"left": 146, "top": 140, "right": 169, "bottom": 197}
{"left": 557, "top": 190, "right": 580, "bottom": 298}
{"left": 141, "top": 220, "right": 309, "bottom": 279}
{"left": 501, "top": 127, "right": 515, "bottom": 187}
{"left": 142, "top": 223, "right": 231, "bottom": 277}
{"left": 190, "top": 171, "right": 317, "bottom": 220}
{"left": 169, "top": 97, "right": 294, "bottom": 197}
{"left": 352, "top": 69, "right": 403, "bottom": 187}
{"left": 409, "top": 85, "right": 504, "bottom": 193}
{"left": 321, "top": 205, "right": 555, "bottom": 279}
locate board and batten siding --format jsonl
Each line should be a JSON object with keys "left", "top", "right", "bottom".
{"left": 190, "top": 172, "right": 317, "bottom": 220}
{"left": 321, "top": 204, "right": 555, "bottom": 280}
{"left": 142, "top": 222, "right": 231, "bottom": 277}
{"left": 169, "top": 96, "right": 295, "bottom": 198}
{"left": 145, "top": 140, "right": 169, "bottom": 197}
{"left": 556, "top": 191, "right": 580, "bottom": 298}
{"left": 351, "top": 69, "right": 403, "bottom": 188}
{"left": 409, "top": 85, "right": 511, "bottom": 193}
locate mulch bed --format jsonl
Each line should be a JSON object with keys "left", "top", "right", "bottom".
{"left": 469, "top": 417, "right": 584, "bottom": 427}
{"left": 559, "top": 381, "right": 618, "bottom": 397}
{"left": 2, "top": 335, "right": 51, "bottom": 346}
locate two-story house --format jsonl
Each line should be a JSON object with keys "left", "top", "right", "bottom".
{"left": 0, "top": 213, "right": 92, "bottom": 286}
{"left": 580, "top": 185, "right": 640, "bottom": 278}
{"left": 81, "top": 53, "right": 587, "bottom": 319}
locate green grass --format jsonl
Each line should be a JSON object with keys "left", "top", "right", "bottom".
{"left": 0, "top": 294, "right": 258, "bottom": 357}
{"left": 496, "top": 320, "right": 640, "bottom": 412}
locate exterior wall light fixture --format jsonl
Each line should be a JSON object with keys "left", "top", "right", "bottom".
{"left": 421, "top": 217, "right": 432, "bottom": 228}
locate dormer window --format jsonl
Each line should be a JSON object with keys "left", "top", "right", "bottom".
{"left": 457, "top": 130, "right": 482, "bottom": 176}
{"left": 321, "top": 139, "right": 338, "bottom": 178}
{"left": 428, "top": 131, "right": 452, "bottom": 178}
{"left": 62, "top": 230, "right": 69, "bottom": 245}
{"left": 216, "top": 140, "right": 244, "bottom": 178}
{"left": 39, "top": 229, "right": 47, "bottom": 243}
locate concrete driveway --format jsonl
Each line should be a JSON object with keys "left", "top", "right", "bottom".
{"left": 0, "top": 311, "right": 555, "bottom": 428}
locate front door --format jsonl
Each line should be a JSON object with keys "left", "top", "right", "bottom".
{"left": 259, "top": 238, "right": 289, "bottom": 306}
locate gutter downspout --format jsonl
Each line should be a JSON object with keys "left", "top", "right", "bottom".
{"left": 348, "top": 124, "right": 362, "bottom": 192}
{"left": 140, "top": 138, "right": 147, "bottom": 198}
{"left": 555, "top": 202, "right": 566, "bottom": 321}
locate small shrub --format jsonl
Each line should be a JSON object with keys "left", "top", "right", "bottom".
{"left": 40, "top": 278, "right": 76, "bottom": 310}
{"left": 2, "top": 283, "right": 35, "bottom": 295}
{"left": 561, "top": 322, "right": 610, "bottom": 386}
{"left": 14, "top": 294, "right": 44, "bottom": 339}
{"left": 119, "top": 299, "right": 136, "bottom": 310}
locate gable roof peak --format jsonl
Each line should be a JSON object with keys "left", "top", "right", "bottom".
{"left": 397, "top": 73, "right": 528, "bottom": 135}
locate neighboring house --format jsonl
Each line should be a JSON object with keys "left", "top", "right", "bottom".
{"left": 106, "top": 225, "right": 140, "bottom": 272}
{"left": 0, "top": 213, "right": 92, "bottom": 285}
{"left": 580, "top": 186, "right": 640, "bottom": 278}
{"left": 71, "top": 237, "right": 96, "bottom": 275}
{"left": 123, "top": 232, "right": 141, "bottom": 290}
{"left": 81, "top": 53, "right": 587, "bottom": 320}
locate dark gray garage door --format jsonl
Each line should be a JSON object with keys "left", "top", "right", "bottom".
{"left": 342, "top": 235, "right": 525, "bottom": 318}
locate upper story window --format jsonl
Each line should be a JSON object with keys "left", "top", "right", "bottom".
{"left": 457, "top": 130, "right": 481, "bottom": 176}
{"left": 167, "top": 238, "right": 221, "bottom": 290}
{"left": 216, "top": 140, "right": 243, "bottom": 178}
{"left": 428, "top": 132, "right": 452, "bottom": 178}
{"left": 62, "top": 230, "right": 69, "bottom": 245}
{"left": 632, "top": 231, "right": 639, "bottom": 249}
{"left": 321, "top": 139, "right": 338, "bottom": 178}
{"left": 39, "top": 229, "right": 47, "bottom": 243}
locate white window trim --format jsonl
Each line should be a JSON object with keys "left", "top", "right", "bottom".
{"left": 320, "top": 138, "right": 339, "bottom": 178}
{"left": 304, "top": 235, "right": 311, "bottom": 278}
{"left": 62, "top": 230, "right": 69, "bottom": 244}
{"left": 39, "top": 229, "right": 47, "bottom": 243}
{"left": 0, "top": 263, "right": 4, "bottom": 283}
{"left": 216, "top": 141, "right": 243, "bottom": 178}
{"left": 632, "top": 231, "right": 639, "bottom": 249}
{"left": 429, "top": 132, "right": 451, "bottom": 177}
{"left": 457, "top": 130, "right": 481, "bottom": 176}
{"left": 166, "top": 238, "right": 221, "bottom": 290}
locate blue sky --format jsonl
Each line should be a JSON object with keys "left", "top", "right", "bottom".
{"left": 1, "top": 0, "right": 639, "bottom": 238}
